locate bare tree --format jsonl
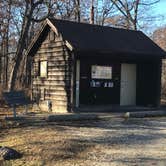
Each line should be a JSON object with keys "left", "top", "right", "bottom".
{"left": 152, "top": 26, "right": 166, "bottom": 99}
{"left": 74, "top": 0, "right": 81, "bottom": 22}
{"left": 110, "top": 0, "right": 160, "bottom": 30}
{"left": 9, "top": 0, "right": 53, "bottom": 90}
{"left": 95, "top": 0, "right": 115, "bottom": 26}
{"left": 0, "top": 0, "right": 13, "bottom": 88}
{"left": 90, "top": 0, "right": 94, "bottom": 24}
{"left": 152, "top": 26, "right": 166, "bottom": 51}
{"left": 53, "top": 0, "right": 80, "bottom": 21}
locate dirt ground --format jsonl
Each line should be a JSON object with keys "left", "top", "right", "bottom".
{"left": 0, "top": 115, "right": 166, "bottom": 166}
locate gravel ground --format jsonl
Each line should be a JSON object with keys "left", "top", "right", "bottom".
{"left": 0, "top": 117, "right": 166, "bottom": 166}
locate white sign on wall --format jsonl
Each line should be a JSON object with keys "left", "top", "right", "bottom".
{"left": 91, "top": 65, "right": 112, "bottom": 79}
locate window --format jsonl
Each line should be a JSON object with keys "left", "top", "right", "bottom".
{"left": 91, "top": 65, "right": 112, "bottom": 79}
{"left": 49, "top": 31, "right": 55, "bottom": 41}
{"left": 40, "top": 61, "right": 47, "bottom": 77}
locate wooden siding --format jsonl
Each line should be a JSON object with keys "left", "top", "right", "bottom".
{"left": 32, "top": 28, "right": 73, "bottom": 112}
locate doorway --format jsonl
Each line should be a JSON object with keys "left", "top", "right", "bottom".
{"left": 120, "top": 63, "right": 136, "bottom": 106}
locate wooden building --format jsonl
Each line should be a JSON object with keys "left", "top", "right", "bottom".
{"left": 27, "top": 18, "right": 166, "bottom": 112}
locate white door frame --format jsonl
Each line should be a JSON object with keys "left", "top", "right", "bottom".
{"left": 76, "top": 60, "right": 80, "bottom": 107}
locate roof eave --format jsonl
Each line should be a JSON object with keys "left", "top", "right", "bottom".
{"left": 26, "top": 20, "right": 48, "bottom": 57}
{"left": 26, "top": 18, "right": 74, "bottom": 57}
{"left": 46, "top": 18, "right": 74, "bottom": 51}
{"left": 74, "top": 49, "right": 166, "bottom": 59}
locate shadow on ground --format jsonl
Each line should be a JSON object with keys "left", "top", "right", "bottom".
{"left": 1, "top": 116, "right": 166, "bottom": 165}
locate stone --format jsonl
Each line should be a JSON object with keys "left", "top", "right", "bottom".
{"left": 124, "top": 112, "right": 130, "bottom": 120}
{"left": 0, "top": 146, "right": 22, "bottom": 160}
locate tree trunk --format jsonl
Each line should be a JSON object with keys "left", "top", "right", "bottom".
{"left": 9, "top": 0, "right": 49, "bottom": 90}
{"left": 9, "top": 6, "right": 33, "bottom": 90}
{"left": 74, "top": 0, "right": 80, "bottom": 22}
{"left": 90, "top": 0, "right": 94, "bottom": 24}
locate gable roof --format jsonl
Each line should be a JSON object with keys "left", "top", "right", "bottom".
{"left": 28, "top": 18, "right": 166, "bottom": 58}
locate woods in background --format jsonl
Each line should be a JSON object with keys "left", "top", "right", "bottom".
{"left": 0, "top": 0, "right": 165, "bottom": 94}
{"left": 152, "top": 26, "right": 166, "bottom": 99}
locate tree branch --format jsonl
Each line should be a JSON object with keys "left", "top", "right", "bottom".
{"left": 139, "top": 0, "right": 160, "bottom": 6}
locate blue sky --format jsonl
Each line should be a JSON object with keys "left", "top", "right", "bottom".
{"left": 154, "top": 0, "right": 166, "bottom": 15}
{"left": 153, "top": 0, "right": 166, "bottom": 25}
{"left": 143, "top": 0, "right": 166, "bottom": 34}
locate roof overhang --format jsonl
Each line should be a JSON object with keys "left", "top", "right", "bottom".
{"left": 74, "top": 49, "right": 165, "bottom": 60}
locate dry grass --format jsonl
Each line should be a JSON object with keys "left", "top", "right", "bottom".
{"left": 0, "top": 114, "right": 166, "bottom": 166}
{"left": 0, "top": 121, "right": 95, "bottom": 166}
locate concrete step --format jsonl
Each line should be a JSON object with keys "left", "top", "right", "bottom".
{"left": 124, "top": 110, "right": 166, "bottom": 118}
